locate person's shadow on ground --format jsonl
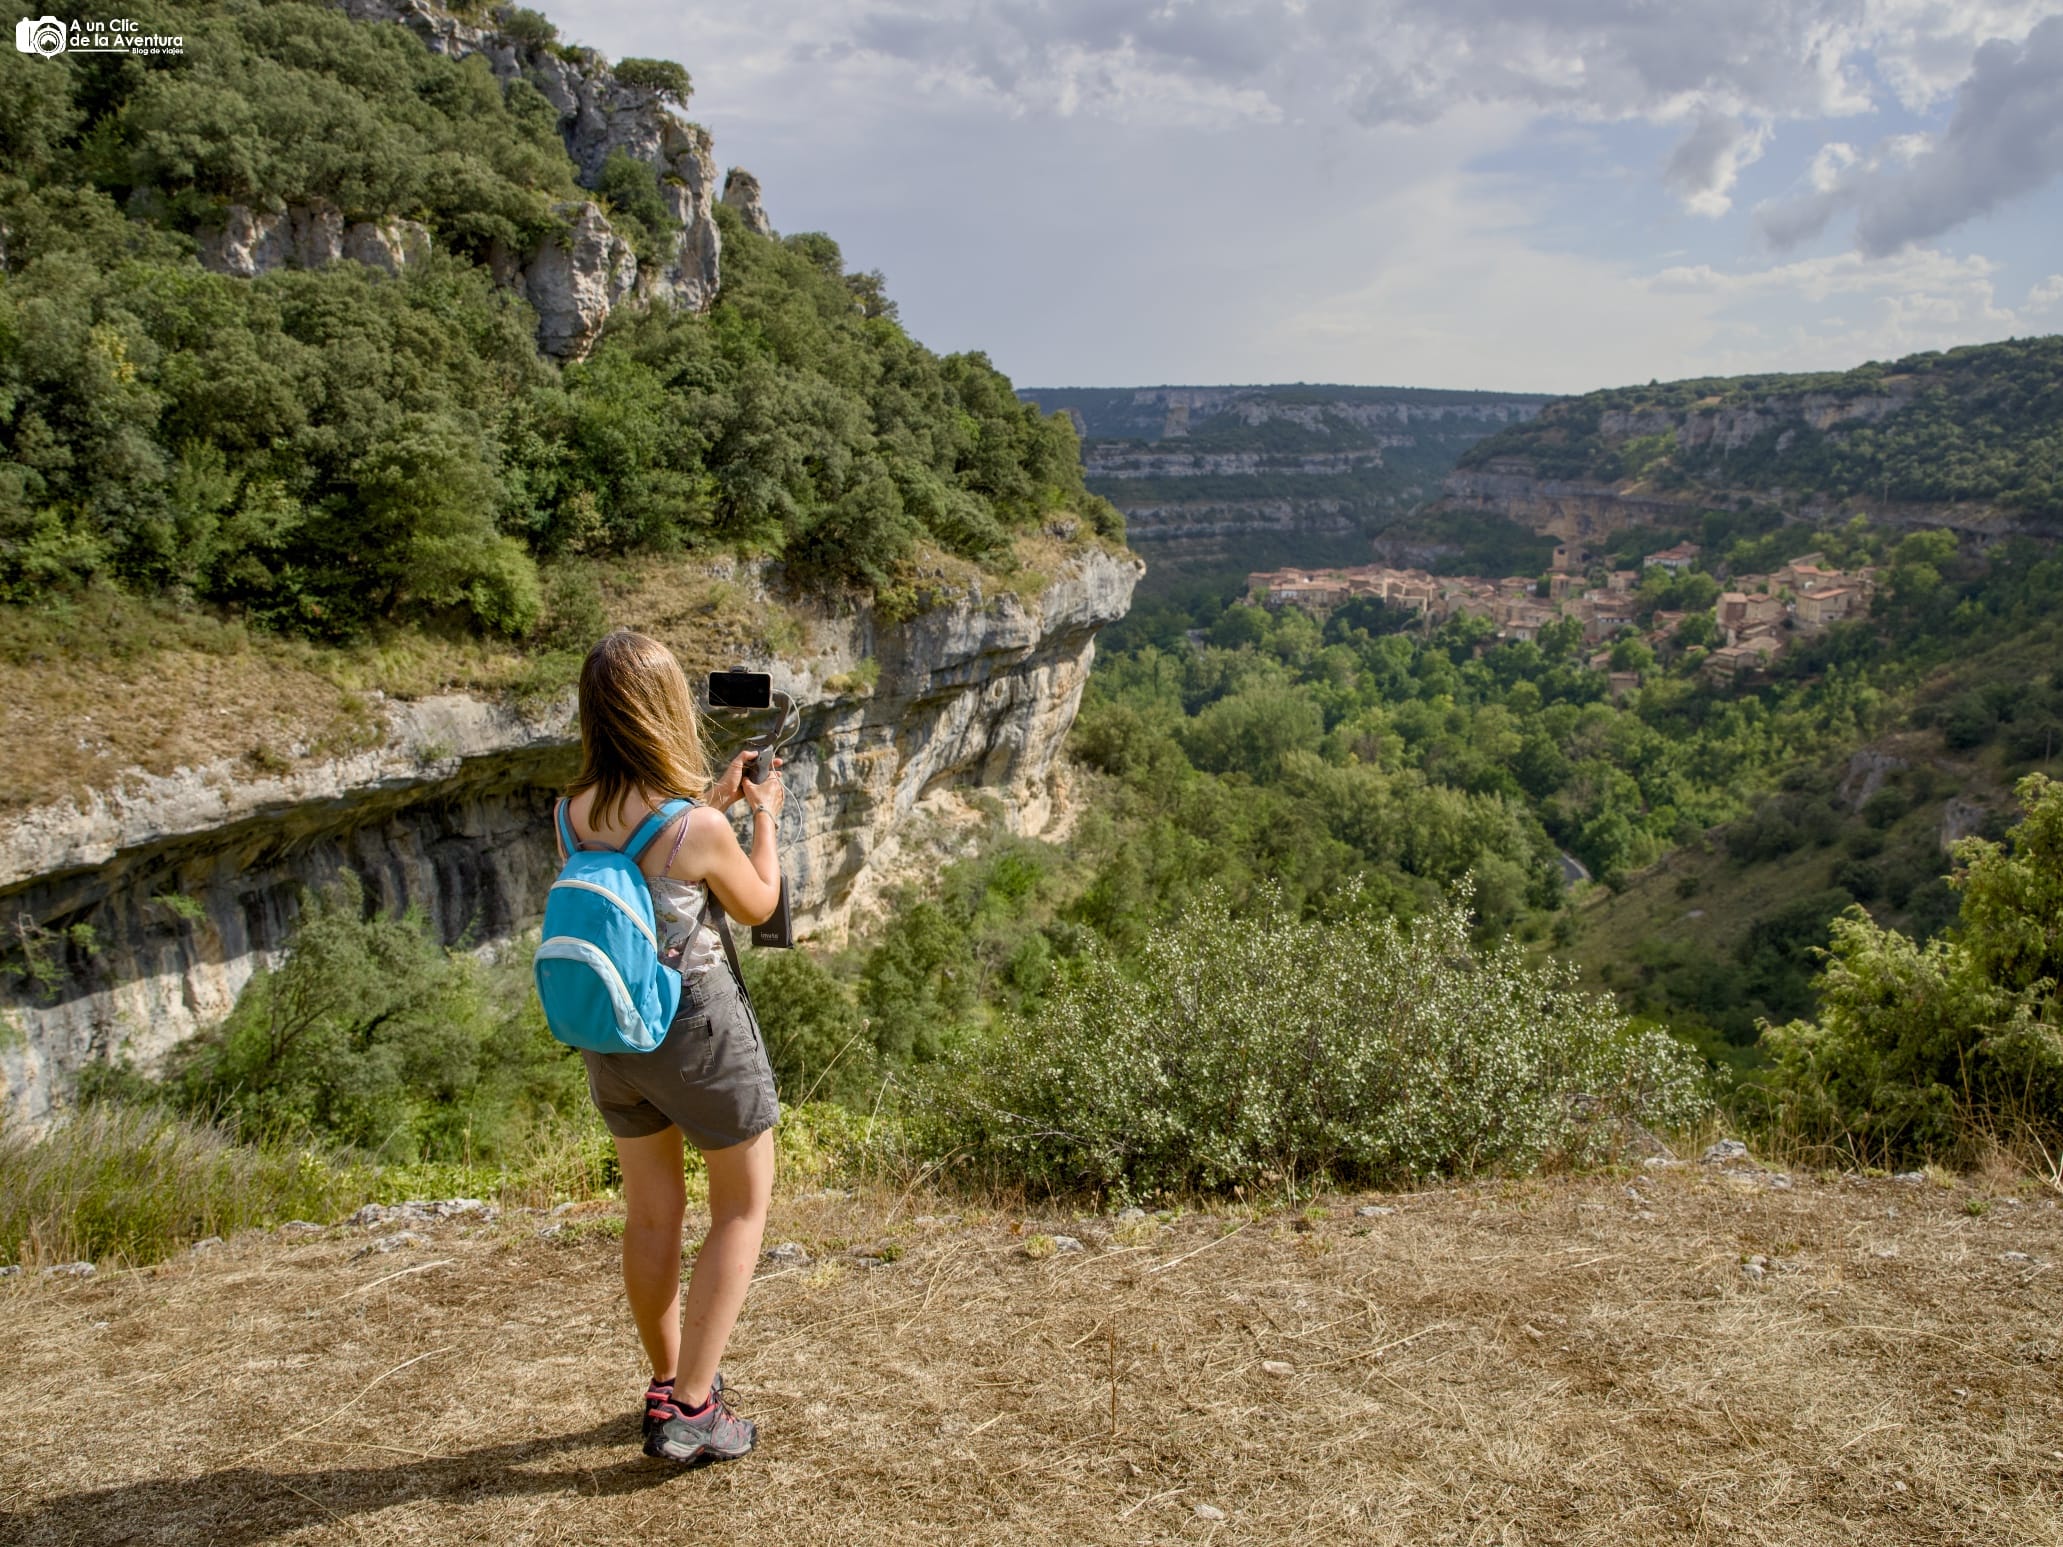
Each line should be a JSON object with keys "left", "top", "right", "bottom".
{"left": 7, "top": 1414, "right": 696, "bottom": 1545}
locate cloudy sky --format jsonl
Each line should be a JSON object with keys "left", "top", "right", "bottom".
{"left": 545, "top": 0, "right": 2063, "bottom": 393}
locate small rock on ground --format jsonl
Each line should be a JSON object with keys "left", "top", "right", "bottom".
{"left": 1195, "top": 1504, "right": 1227, "bottom": 1521}
{"left": 42, "top": 1261, "right": 95, "bottom": 1278}
{"left": 1051, "top": 1235, "right": 1085, "bottom": 1254}
{"left": 1356, "top": 1205, "right": 1396, "bottom": 1218}
{"left": 352, "top": 1232, "right": 430, "bottom": 1259}
{"left": 1701, "top": 1139, "right": 1751, "bottom": 1166}
{"left": 350, "top": 1199, "right": 495, "bottom": 1227}
{"left": 1260, "top": 1360, "right": 1295, "bottom": 1377}
{"left": 763, "top": 1242, "right": 810, "bottom": 1266}
{"left": 1114, "top": 1207, "right": 1147, "bottom": 1223}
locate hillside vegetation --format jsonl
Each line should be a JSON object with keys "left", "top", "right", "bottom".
{"left": 0, "top": 0, "right": 1117, "bottom": 648}
{"left": 1457, "top": 335, "right": 2063, "bottom": 522}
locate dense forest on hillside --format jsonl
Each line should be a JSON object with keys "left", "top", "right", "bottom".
{"left": 0, "top": 0, "right": 1114, "bottom": 643}
{"left": 1458, "top": 335, "right": 2063, "bottom": 518}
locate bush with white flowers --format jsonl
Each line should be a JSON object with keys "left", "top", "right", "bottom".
{"left": 915, "top": 883, "right": 1710, "bottom": 1198}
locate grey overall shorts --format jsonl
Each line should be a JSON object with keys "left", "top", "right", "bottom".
{"left": 581, "top": 954, "right": 780, "bottom": 1152}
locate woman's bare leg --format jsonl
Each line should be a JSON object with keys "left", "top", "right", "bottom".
{"left": 675, "top": 1126, "right": 775, "bottom": 1407}
{"left": 614, "top": 1126, "right": 688, "bottom": 1382}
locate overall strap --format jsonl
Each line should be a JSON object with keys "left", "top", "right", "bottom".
{"left": 704, "top": 894, "right": 758, "bottom": 1023}
{"left": 624, "top": 798, "right": 695, "bottom": 861}
{"left": 553, "top": 798, "right": 578, "bottom": 862}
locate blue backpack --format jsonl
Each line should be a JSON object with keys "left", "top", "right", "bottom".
{"left": 534, "top": 797, "right": 693, "bottom": 1054}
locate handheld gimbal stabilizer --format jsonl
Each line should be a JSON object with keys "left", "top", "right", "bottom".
{"left": 703, "top": 668, "right": 801, "bottom": 948}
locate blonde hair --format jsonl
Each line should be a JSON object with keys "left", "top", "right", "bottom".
{"left": 566, "top": 630, "right": 712, "bottom": 826}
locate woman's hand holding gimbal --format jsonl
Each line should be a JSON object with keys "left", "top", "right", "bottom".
{"left": 741, "top": 755, "right": 785, "bottom": 822}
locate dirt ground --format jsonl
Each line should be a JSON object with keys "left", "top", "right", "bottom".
{"left": 3, "top": 1161, "right": 2061, "bottom": 1546}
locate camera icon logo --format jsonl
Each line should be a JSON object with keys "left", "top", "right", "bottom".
{"left": 16, "top": 15, "right": 69, "bottom": 56}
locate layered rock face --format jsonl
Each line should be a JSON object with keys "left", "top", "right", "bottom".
{"left": 1439, "top": 378, "right": 2054, "bottom": 543}
{"left": 1020, "top": 384, "right": 1546, "bottom": 575}
{"left": 193, "top": 0, "right": 729, "bottom": 357}
{"left": 0, "top": 548, "right": 1142, "bottom": 1131}
{"left": 197, "top": 203, "right": 431, "bottom": 280}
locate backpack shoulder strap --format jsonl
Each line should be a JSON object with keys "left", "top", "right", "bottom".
{"left": 624, "top": 798, "right": 695, "bottom": 862}
{"left": 554, "top": 798, "right": 577, "bottom": 863}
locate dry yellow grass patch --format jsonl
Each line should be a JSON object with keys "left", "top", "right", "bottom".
{"left": 3, "top": 1167, "right": 2059, "bottom": 1544}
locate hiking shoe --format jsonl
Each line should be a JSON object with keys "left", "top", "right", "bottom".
{"left": 642, "top": 1373, "right": 756, "bottom": 1464}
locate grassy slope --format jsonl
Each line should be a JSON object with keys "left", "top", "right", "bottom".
{"left": 3, "top": 1164, "right": 2058, "bottom": 1544}
{"left": 1565, "top": 620, "right": 2063, "bottom": 1060}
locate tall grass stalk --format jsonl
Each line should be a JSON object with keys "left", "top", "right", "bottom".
{"left": 0, "top": 1105, "right": 369, "bottom": 1269}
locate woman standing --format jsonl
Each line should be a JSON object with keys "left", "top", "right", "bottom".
{"left": 554, "top": 629, "right": 786, "bottom": 1465}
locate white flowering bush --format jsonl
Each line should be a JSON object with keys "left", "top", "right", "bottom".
{"left": 913, "top": 883, "right": 1710, "bottom": 1198}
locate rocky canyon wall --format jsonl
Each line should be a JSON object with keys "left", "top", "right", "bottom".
{"left": 0, "top": 549, "right": 1142, "bottom": 1131}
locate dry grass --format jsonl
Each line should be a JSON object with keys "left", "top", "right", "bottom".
{"left": 0, "top": 561, "right": 770, "bottom": 813}
{"left": 3, "top": 1163, "right": 2060, "bottom": 1545}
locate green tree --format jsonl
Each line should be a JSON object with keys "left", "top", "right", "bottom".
{"left": 1761, "top": 774, "right": 2063, "bottom": 1162}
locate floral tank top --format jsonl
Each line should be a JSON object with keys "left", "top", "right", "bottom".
{"left": 649, "top": 808, "right": 721, "bottom": 983}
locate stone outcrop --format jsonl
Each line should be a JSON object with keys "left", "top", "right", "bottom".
{"left": 522, "top": 201, "right": 638, "bottom": 359}
{"left": 197, "top": 200, "right": 431, "bottom": 280}
{"left": 0, "top": 546, "right": 1143, "bottom": 1131}
{"left": 342, "top": 216, "right": 433, "bottom": 276}
{"left": 721, "top": 168, "right": 772, "bottom": 236}
{"left": 325, "top": 0, "right": 730, "bottom": 350}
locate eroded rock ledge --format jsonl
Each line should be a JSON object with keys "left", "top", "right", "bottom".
{"left": 0, "top": 548, "right": 1142, "bottom": 1129}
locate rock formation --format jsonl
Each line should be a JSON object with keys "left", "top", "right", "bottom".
{"left": 197, "top": 201, "right": 432, "bottom": 280}
{"left": 1434, "top": 368, "right": 2059, "bottom": 544}
{"left": 522, "top": 201, "right": 638, "bottom": 359}
{"left": 1020, "top": 385, "right": 1547, "bottom": 573}
{"left": 317, "top": 0, "right": 729, "bottom": 352}
{"left": 721, "top": 168, "right": 772, "bottom": 236}
{"left": 0, "top": 547, "right": 1143, "bottom": 1131}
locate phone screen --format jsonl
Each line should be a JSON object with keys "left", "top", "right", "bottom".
{"left": 707, "top": 670, "right": 773, "bottom": 710}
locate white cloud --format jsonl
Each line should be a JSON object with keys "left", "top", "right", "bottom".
{"left": 1757, "top": 15, "right": 2063, "bottom": 254}
{"left": 1647, "top": 246, "right": 2044, "bottom": 371}
{"left": 2028, "top": 274, "right": 2063, "bottom": 312}
{"left": 537, "top": 0, "right": 2063, "bottom": 390}
{"left": 1664, "top": 113, "right": 1774, "bottom": 217}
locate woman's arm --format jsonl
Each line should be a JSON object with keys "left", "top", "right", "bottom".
{"left": 670, "top": 762, "right": 785, "bottom": 925}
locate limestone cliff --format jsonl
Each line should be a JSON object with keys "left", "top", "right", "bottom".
{"left": 1437, "top": 340, "right": 2063, "bottom": 545}
{"left": 0, "top": 548, "right": 1142, "bottom": 1131}
{"left": 193, "top": 0, "right": 728, "bottom": 358}
{"left": 1019, "top": 385, "right": 1547, "bottom": 577}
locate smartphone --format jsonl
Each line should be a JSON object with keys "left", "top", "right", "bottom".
{"left": 707, "top": 669, "right": 772, "bottom": 710}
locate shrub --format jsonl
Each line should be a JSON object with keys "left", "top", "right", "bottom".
{"left": 739, "top": 947, "right": 877, "bottom": 1107}
{"left": 164, "top": 876, "right": 586, "bottom": 1162}
{"left": 910, "top": 883, "right": 1710, "bottom": 1199}
{"left": 614, "top": 57, "right": 692, "bottom": 104}
{"left": 1759, "top": 773, "right": 2063, "bottom": 1164}
{"left": 496, "top": 6, "right": 557, "bottom": 46}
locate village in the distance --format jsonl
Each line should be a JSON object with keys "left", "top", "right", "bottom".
{"left": 1246, "top": 541, "right": 1876, "bottom": 693}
